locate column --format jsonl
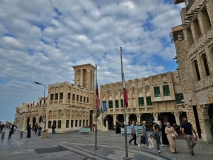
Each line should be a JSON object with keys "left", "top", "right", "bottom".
{"left": 137, "top": 114, "right": 141, "bottom": 125}
{"left": 80, "top": 69, "right": 83, "bottom": 86}
{"left": 113, "top": 114, "right": 117, "bottom": 127}
{"left": 153, "top": 113, "right": 158, "bottom": 121}
{"left": 126, "top": 114, "right": 129, "bottom": 125}
{"left": 174, "top": 112, "right": 180, "bottom": 126}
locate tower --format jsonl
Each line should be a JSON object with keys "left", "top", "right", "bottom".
{"left": 73, "top": 64, "right": 96, "bottom": 90}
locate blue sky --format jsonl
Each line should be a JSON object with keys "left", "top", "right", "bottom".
{"left": 0, "top": 0, "right": 184, "bottom": 123}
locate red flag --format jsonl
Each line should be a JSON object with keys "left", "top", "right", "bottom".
{"left": 122, "top": 74, "right": 128, "bottom": 108}
{"left": 96, "top": 83, "right": 100, "bottom": 109}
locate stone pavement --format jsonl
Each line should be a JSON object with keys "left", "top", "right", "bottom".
{"left": 0, "top": 129, "right": 213, "bottom": 160}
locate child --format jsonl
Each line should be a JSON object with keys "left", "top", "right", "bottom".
{"left": 154, "top": 127, "right": 161, "bottom": 154}
{"left": 38, "top": 125, "right": 42, "bottom": 136}
{"left": 148, "top": 134, "right": 154, "bottom": 152}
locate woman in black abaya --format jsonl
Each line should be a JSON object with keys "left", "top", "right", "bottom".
{"left": 27, "top": 124, "right": 32, "bottom": 138}
{"left": 162, "top": 122, "right": 169, "bottom": 145}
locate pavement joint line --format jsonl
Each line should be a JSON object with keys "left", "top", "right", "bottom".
{"left": 59, "top": 142, "right": 168, "bottom": 160}
{"left": 59, "top": 143, "right": 103, "bottom": 160}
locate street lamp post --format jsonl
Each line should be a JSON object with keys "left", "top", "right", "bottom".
{"left": 34, "top": 81, "right": 46, "bottom": 131}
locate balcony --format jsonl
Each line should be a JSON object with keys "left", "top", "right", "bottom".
{"left": 186, "top": 0, "right": 195, "bottom": 12}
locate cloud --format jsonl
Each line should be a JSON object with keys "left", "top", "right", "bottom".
{"left": 0, "top": 0, "right": 183, "bottom": 121}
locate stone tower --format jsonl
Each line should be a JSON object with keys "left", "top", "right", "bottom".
{"left": 73, "top": 64, "right": 96, "bottom": 90}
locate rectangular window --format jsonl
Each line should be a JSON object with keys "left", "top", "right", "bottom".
{"left": 84, "top": 97, "right": 85, "bottom": 102}
{"left": 79, "top": 120, "right": 81, "bottom": 127}
{"left": 108, "top": 100, "right": 113, "bottom": 108}
{"left": 87, "top": 97, "right": 89, "bottom": 103}
{"left": 175, "top": 93, "right": 183, "bottom": 104}
{"left": 75, "top": 120, "right": 78, "bottom": 127}
{"left": 50, "top": 94, "right": 54, "bottom": 100}
{"left": 60, "top": 92, "right": 63, "bottom": 100}
{"left": 48, "top": 121, "right": 52, "bottom": 128}
{"left": 115, "top": 100, "right": 119, "bottom": 108}
{"left": 68, "top": 93, "right": 71, "bottom": 100}
{"left": 80, "top": 96, "right": 82, "bottom": 102}
{"left": 83, "top": 120, "right": 85, "bottom": 126}
{"left": 58, "top": 120, "right": 61, "bottom": 128}
{"left": 154, "top": 86, "right": 160, "bottom": 97}
{"left": 53, "top": 120, "right": 56, "bottom": 128}
{"left": 55, "top": 93, "right": 58, "bottom": 100}
{"left": 146, "top": 96, "right": 152, "bottom": 106}
{"left": 66, "top": 120, "right": 69, "bottom": 128}
{"left": 71, "top": 120, "right": 74, "bottom": 127}
{"left": 163, "top": 85, "right": 170, "bottom": 96}
{"left": 138, "top": 97, "right": 144, "bottom": 107}
{"left": 86, "top": 120, "right": 88, "bottom": 126}
{"left": 72, "top": 94, "right": 75, "bottom": 101}
{"left": 76, "top": 95, "right": 79, "bottom": 101}
{"left": 120, "top": 99, "right": 123, "bottom": 108}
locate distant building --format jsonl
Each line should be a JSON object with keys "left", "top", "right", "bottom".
{"left": 172, "top": 0, "right": 213, "bottom": 141}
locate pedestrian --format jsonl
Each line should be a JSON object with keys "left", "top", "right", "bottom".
{"left": 148, "top": 135, "right": 155, "bottom": 152}
{"left": 13, "top": 126, "right": 17, "bottom": 133}
{"left": 1, "top": 125, "right": 6, "bottom": 139}
{"left": 52, "top": 123, "right": 56, "bottom": 134}
{"left": 27, "top": 124, "right": 32, "bottom": 138}
{"left": 181, "top": 117, "right": 197, "bottom": 156}
{"left": 38, "top": 125, "right": 42, "bottom": 136}
{"left": 129, "top": 121, "right": 138, "bottom": 146}
{"left": 165, "top": 122, "right": 178, "bottom": 153}
{"left": 162, "top": 122, "right": 169, "bottom": 145}
{"left": 8, "top": 128, "right": 13, "bottom": 140}
{"left": 154, "top": 127, "right": 161, "bottom": 154}
{"left": 141, "top": 121, "right": 148, "bottom": 147}
{"left": 152, "top": 123, "right": 156, "bottom": 137}
{"left": 34, "top": 123, "right": 38, "bottom": 136}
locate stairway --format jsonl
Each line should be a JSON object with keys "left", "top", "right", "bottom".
{"left": 93, "top": 110, "right": 108, "bottom": 132}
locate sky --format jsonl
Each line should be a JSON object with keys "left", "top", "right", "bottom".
{"left": 0, "top": 0, "right": 184, "bottom": 123}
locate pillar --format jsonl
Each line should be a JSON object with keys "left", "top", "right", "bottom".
{"left": 137, "top": 114, "right": 141, "bottom": 125}
{"left": 174, "top": 112, "right": 180, "bottom": 126}
{"left": 153, "top": 113, "right": 158, "bottom": 121}
{"left": 106, "top": 120, "right": 108, "bottom": 129}
{"left": 113, "top": 114, "right": 117, "bottom": 127}
{"left": 126, "top": 114, "right": 129, "bottom": 125}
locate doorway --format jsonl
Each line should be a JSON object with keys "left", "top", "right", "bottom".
{"left": 193, "top": 106, "right": 202, "bottom": 138}
{"left": 208, "top": 104, "right": 213, "bottom": 138}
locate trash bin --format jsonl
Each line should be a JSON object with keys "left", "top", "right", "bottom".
{"left": 1, "top": 132, "right": 5, "bottom": 139}
{"left": 43, "top": 129, "right": 48, "bottom": 138}
{"left": 20, "top": 130, "right": 23, "bottom": 138}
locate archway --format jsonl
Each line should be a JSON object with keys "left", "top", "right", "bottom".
{"left": 39, "top": 116, "right": 43, "bottom": 123}
{"left": 141, "top": 113, "right": 154, "bottom": 131}
{"left": 32, "top": 117, "right": 36, "bottom": 130}
{"left": 179, "top": 112, "right": 187, "bottom": 125}
{"left": 129, "top": 114, "right": 137, "bottom": 125}
{"left": 106, "top": 115, "right": 113, "bottom": 130}
{"left": 26, "top": 117, "right": 30, "bottom": 130}
{"left": 159, "top": 112, "right": 176, "bottom": 125}
{"left": 117, "top": 114, "right": 124, "bottom": 123}
{"left": 208, "top": 104, "right": 213, "bottom": 138}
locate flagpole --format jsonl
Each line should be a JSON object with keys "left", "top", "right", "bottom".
{"left": 120, "top": 47, "right": 129, "bottom": 160}
{"left": 95, "top": 64, "right": 98, "bottom": 150}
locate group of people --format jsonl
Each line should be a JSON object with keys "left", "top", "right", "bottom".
{"left": 128, "top": 117, "right": 198, "bottom": 156}
{"left": 27, "top": 123, "right": 43, "bottom": 138}
{"left": 0, "top": 124, "right": 17, "bottom": 139}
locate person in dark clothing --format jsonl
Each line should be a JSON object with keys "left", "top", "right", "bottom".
{"left": 154, "top": 127, "right": 161, "bottom": 154}
{"left": 38, "top": 125, "right": 42, "bottom": 136}
{"left": 34, "top": 123, "right": 38, "bottom": 136}
{"left": 129, "top": 121, "right": 138, "bottom": 146}
{"left": 52, "top": 123, "right": 56, "bottom": 134}
{"left": 115, "top": 122, "right": 121, "bottom": 134}
{"left": 7, "top": 128, "right": 13, "bottom": 140}
{"left": 162, "top": 122, "right": 169, "bottom": 145}
{"left": 27, "top": 124, "right": 32, "bottom": 138}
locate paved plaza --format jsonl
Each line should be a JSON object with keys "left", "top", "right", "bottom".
{"left": 0, "top": 129, "right": 213, "bottom": 160}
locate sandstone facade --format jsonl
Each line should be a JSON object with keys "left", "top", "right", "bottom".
{"left": 172, "top": 0, "right": 213, "bottom": 142}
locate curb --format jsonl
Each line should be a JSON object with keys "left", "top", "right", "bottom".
{"left": 59, "top": 142, "right": 171, "bottom": 160}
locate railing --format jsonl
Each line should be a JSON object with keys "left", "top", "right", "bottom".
{"left": 186, "top": 0, "right": 195, "bottom": 12}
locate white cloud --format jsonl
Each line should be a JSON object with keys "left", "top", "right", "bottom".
{"left": 0, "top": 0, "right": 183, "bottom": 121}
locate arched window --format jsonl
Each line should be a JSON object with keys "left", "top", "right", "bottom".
{"left": 201, "top": 54, "right": 210, "bottom": 77}
{"left": 193, "top": 60, "right": 201, "bottom": 81}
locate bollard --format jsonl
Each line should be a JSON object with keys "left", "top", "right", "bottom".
{"left": 43, "top": 129, "right": 48, "bottom": 138}
{"left": 20, "top": 130, "right": 23, "bottom": 138}
{"left": 1, "top": 132, "right": 5, "bottom": 139}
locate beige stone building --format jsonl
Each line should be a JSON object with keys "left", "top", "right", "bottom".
{"left": 14, "top": 64, "right": 98, "bottom": 133}
{"left": 172, "top": 0, "right": 213, "bottom": 142}
{"left": 100, "top": 71, "right": 185, "bottom": 131}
